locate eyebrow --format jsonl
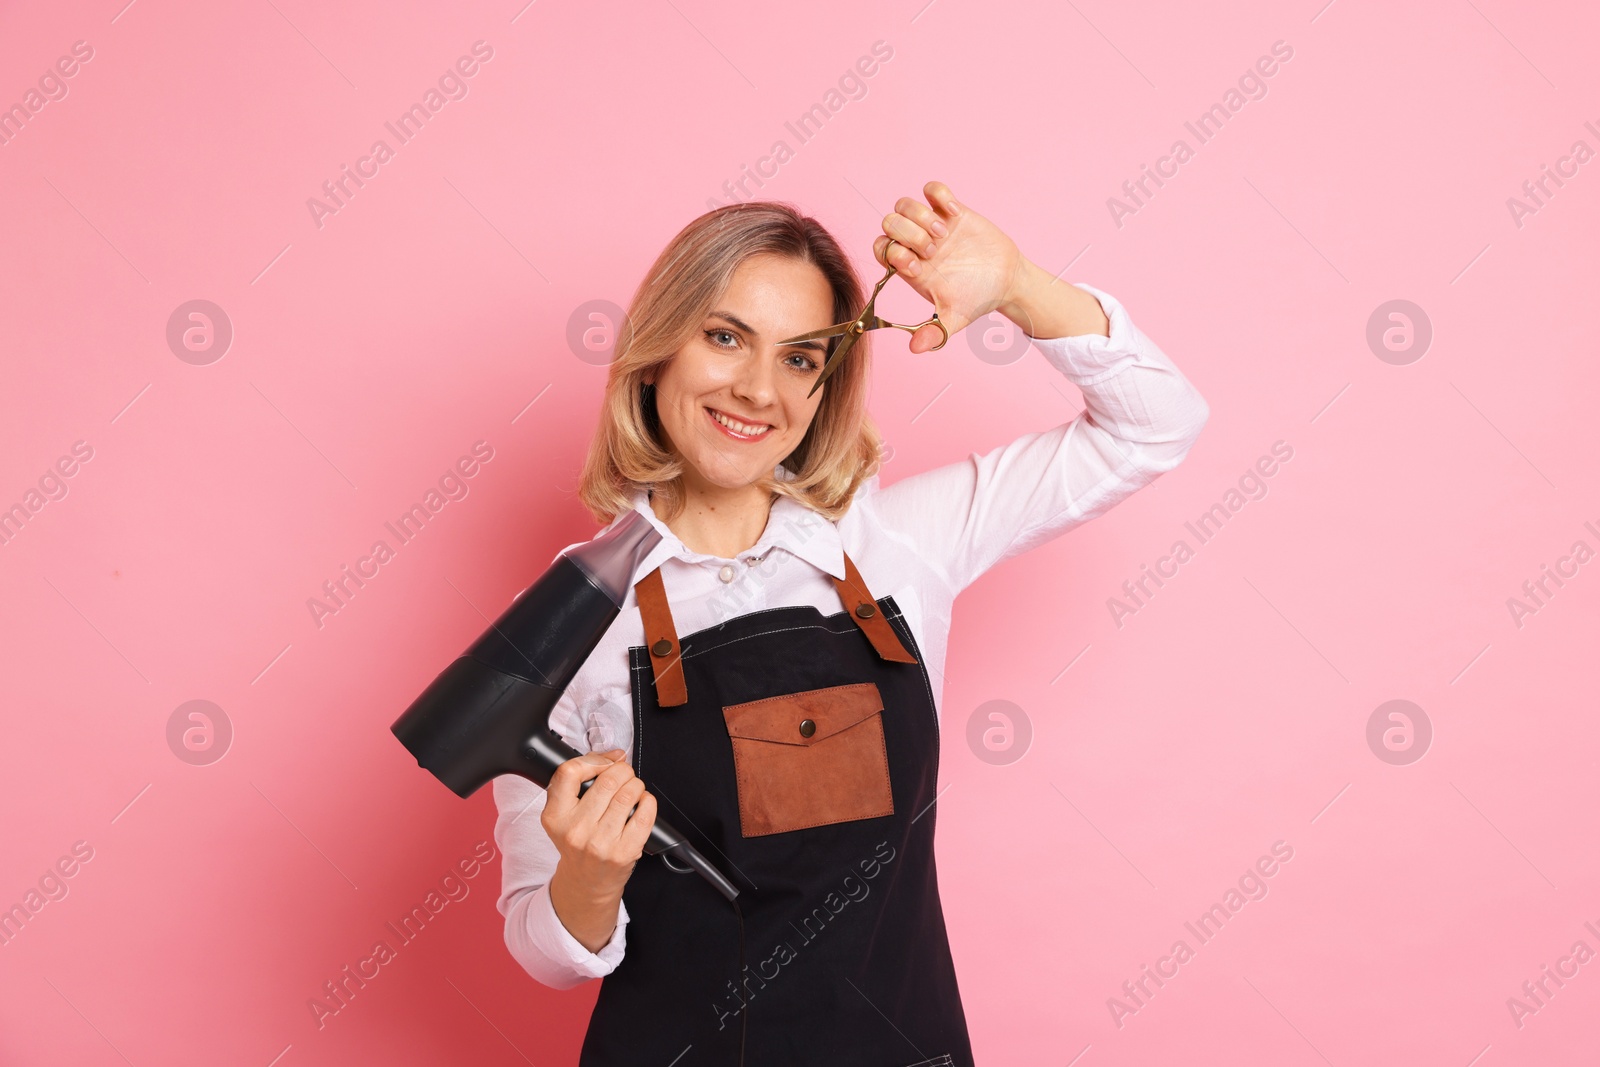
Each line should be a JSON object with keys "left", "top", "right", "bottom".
{"left": 708, "top": 310, "right": 828, "bottom": 352}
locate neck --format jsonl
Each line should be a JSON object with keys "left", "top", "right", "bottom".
{"left": 653, "top": 475, "right": 775, "bottom": 559}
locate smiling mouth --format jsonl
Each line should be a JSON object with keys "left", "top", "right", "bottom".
{"left": 706, "top": 406, "right": 772, "bottom": 441}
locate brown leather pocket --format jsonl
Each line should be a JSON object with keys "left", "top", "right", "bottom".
{"left": 721, "top": 682, "right": 894, "bottom": 837}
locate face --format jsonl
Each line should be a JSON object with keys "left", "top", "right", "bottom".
{"left": 646, "top": 254, "right": 837, "bottom": 494}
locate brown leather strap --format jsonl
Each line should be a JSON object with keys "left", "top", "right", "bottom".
{"left": 830, "top": 550, "right": 918, "bottom": 664}
{"left": 634, "top": 549, "right": 917, "bottom": 707}
{"left": 634, "top": 567, "right": 688, "bottom": 707}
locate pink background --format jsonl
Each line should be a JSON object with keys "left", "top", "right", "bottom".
{"left": 3, "top": 0, "right": 1597, "bottom": 1063}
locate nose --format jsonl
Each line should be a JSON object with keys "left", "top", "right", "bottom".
{"left": 730, "top": 345, "right": 779, "bottom": 410}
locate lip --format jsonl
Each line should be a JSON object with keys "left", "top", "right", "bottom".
{"left": 705, "top": 406, "right": 773, "bottom": 442}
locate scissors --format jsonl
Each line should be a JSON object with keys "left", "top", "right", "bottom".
{"left": 776, "top": 238, "right": 950, "bottom": 398}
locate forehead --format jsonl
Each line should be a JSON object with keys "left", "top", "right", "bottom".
{"left": 714, "top": 254, "right": 836, "bottom": 335}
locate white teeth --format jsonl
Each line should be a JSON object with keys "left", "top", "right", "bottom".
{"left": 710, "top": 409, "right": 770, "bottom": 436}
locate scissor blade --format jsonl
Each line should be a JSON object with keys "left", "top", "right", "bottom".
{"left": 775, "top": 324, "right": 847, "bottom": 346}
{"left": 807, "top": 331, "right": 858, "bottom": 398}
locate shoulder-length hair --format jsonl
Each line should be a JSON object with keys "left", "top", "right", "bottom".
{"left": 577, "top": 201, "right": 884, "bottom": 527}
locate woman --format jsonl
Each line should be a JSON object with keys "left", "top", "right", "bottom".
{"left": 493, "top": 182, "right": 1209, "bottom": 1065}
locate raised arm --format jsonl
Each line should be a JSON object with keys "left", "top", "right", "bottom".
{"left": 865, "top": 182, "right": 1209, "bottom": 594}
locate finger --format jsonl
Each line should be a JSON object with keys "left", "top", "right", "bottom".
{"left": 570, "top": 749, "right": 629, "bottom": 813}
{"left": 545, "top": 753, "right": 616, "bottom": 818}
{"left": 923, "top": 181, "right": 960, "bottom": 222}
{"left": 881, "top": 212, "right": 934, "bottom": 260}
{"left": 874, "top": 235, "right": 922, "bottom": 277}
{"left": 594, "top": 774, "right": 647, "bottom": 841}
{"left": 895, "top": 195, "right": 947, "bottom": 241}
{"left": 619, "top": 790, "right": 658, "bottom": 855}
{"left": 571, "top": 760, "right": 636, "bottom": 826}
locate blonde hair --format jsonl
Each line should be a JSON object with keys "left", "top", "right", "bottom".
{"left": 577, "top": 201, "right": 884, "bottom": 526}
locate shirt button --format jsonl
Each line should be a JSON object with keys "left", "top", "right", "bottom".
{"left": 718, "top": 564, "right": 736, "bottom": 583}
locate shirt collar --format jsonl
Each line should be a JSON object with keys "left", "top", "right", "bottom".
{"left": 622, "top": 469, "right": 846, "bottom": 583}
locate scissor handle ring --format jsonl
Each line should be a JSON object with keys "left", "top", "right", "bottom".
{"left": 901, "top": 313, "right": 949, "bottom": 352}
{"left": 875, "top": 239, "right": 948, "bottom": 350}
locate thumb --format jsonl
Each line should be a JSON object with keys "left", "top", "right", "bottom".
{"left": 910, "top": 319, "right": 955, "bottom": 355}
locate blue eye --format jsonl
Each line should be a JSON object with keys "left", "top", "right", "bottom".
{"left": 706, "top": 326, "right": 818, "bottom": 371}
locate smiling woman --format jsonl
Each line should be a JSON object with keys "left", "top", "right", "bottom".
{"left": 496, "top": 188, "right": 1209, "bottom": 1066}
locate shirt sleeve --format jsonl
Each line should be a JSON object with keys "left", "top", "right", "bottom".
{"left": 869, "top": 283, "right": 1209, "bottom": 596}
{"left": 491, "top": 686, "right": 631, "bottom": 990}
{"left": 493, "top": 772, "right": 630, "bottom": 990}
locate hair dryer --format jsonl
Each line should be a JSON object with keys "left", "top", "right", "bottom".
{"left": 390, "top": 508, "right": 741, "bottom": 902}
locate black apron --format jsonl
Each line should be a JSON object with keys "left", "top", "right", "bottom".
{"left": 578, "top": 544, "right": 974, "bottom": 1067}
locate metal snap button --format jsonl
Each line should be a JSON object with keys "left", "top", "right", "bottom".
{"left": 798, "top": 718, "right": 816, "bottom": 738}
{"left": 718, "top": 564, "right": 735, "bottom": 583}
{"left": 855, "top": 602, "right": 876, "bottom": 618}
{"left": 651, "top": 638, "right": 673, "bottom": 657}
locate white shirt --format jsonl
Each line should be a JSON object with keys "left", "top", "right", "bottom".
{"left": 493, "top": 283, "right": 1209, "bottom": 990}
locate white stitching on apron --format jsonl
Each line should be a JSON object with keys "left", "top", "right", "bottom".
{"left": 631, "top": 655, "right": 646, "bottom": 774}
{"left": 883, "top": 598, "right": 938, "bottom": 772}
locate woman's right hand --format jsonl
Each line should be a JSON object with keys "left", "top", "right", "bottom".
{"left": 542, "top": 749, "right": 657, "bottom": 948}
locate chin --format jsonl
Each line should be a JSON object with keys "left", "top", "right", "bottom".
{"left": 696, "top": 457, "right": 775, "bottom": 489}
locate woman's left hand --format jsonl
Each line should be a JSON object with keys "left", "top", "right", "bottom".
{"left": 874, "top": 181, "right": 1030, "bottom": 353}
